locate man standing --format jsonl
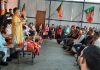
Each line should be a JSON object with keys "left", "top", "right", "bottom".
{"left": 12, "top": 7, "right": 24, "bottom": 47}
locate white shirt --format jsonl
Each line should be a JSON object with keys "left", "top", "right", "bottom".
{"left": 24, "top": 25, "right": 30, "bottom": 36}
{"left": 74, "top": 34, "right": 85, "bottom": 44}
{"left": 6, "top": 24, "right": 12, "bottom": 35}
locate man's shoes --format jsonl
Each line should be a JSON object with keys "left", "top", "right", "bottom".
{"left": 0, "top": 61, "right": 8, "bottom": 66}
{"left": 68, "top": 51, "right": 76, "bottom": 56}
{"left": 66, "top": 49, "right": 71, "bottom": 51}
{"left": 70, "top": 52, "right": 76, "bottom": 56}
{"left": 10, "top": 52, "right": 19, "bottom": 59}
{"left": 62, "top": 46, "right": 67, "bottom": 50}
{"left": 7, "top": 57, "right": 12, "bottom": 62}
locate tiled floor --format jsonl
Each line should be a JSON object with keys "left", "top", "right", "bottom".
{"left": 1, "top": 39, "right": 78, "bottom": 70}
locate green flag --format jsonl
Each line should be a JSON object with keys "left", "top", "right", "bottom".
{"left": 85, "top": 6, "right": 94, "bottom": 23}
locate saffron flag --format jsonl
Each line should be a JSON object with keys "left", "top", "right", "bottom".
{"left": 85, "top": 6, "right": 94, "bottom": 23}
{"left": 22, "top": 3, "right": 26, "bottom": 17}
{"left": 57, "top": 3, "right": 63, "bottom": 20}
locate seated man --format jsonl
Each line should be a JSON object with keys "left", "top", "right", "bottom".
{"left": 73, "top": 31, "right": 97, "bottom": 56}
{"left": 0, "top": 31, "right": 10, "bottom": 66}
{"left": 49, "top": 24, "right": 55, "bottom": 39}
{"left": 63, "top": 26, "right": 80, "bottom": 50}
{"left": 72, "top": 29, "right": 85, "bottom": 55}
{"left": 80, "top": 45, "right": 100, "bottom": 70}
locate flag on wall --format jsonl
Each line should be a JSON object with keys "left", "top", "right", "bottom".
{"left": 85, "top": 6, "right": 94, "bottom": 23}
{"left": 22, "top": 3, "right": 26, "bottom": 17}
{"left": 57, "top": 3, "right": 63, "bottom": 20}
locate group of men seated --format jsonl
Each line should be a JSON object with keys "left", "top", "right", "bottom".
{"left": 60, "top": 25, "right": 100, "bottom": 70}
{"left": 41, "top": 24, "right": 100, "bottom": 70}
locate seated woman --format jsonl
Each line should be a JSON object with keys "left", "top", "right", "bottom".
{"left": 56, "top": 25, "right": 63, "bottom": 44}
{"left": 23, "top": 25, "right": 30, "bottom": 37}
{"left": 28, "top": 23, "right": 36, "bottom": 36}
{"left": 0, "top": 28, "right": 10, "bottom": 66}
{"left": 70, "top": 26, "right": 80, "bottom": 39}
{"left": 25, "top": 36, "right": 41, "bottom": 56}
{"left": 67, "top": 25, "right": 76, "bottom": 38}
{"left": 34, "top": 35, "right": 43, "bottom": 44}
{"left": 43, "top": 24, "right": 49, "bottom": 39}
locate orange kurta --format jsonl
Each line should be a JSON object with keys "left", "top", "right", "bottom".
{"left": 12, "top": 15, "right": 23, "bottom": 46}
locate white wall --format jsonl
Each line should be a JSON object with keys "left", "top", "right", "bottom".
{"left": 61, "top": 0, "right": 100, "bottom": 3}
{"left": 19, "top": 0, "right": 100, "bottom": 30}
{"left": 20, "top": 0, "right": 46, "bottom": 23}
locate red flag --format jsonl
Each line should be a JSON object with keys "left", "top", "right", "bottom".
{"left": 57, "top": 3, "right": 63, "bottom": 20}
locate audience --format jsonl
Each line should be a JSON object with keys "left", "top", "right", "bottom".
{"left": 56, "top": 25, "right": 63, "bottom": 44}
{"left": 0, "top": 6, "right": 100, "bottom": 70}
{"left": 60, "top": 25, "right": 100, "bottom": 70}
{"left": 43, "top": 24, "right": 49, "bottom": 39}
{"left": 49, "top": 24, "right": 55, "bottom": 39}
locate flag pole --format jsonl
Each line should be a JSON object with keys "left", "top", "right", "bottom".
{"left": 48, "top": 0, "right": 52, "bottom": 25}
{"left": 18, "top": 0, "right": 20, "bottom": 8}
{"left": 81, "top": 0, "right": 85, "bottom": 28}
{"left": 59, "top": 1, "right": 63, "bottom": 25}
